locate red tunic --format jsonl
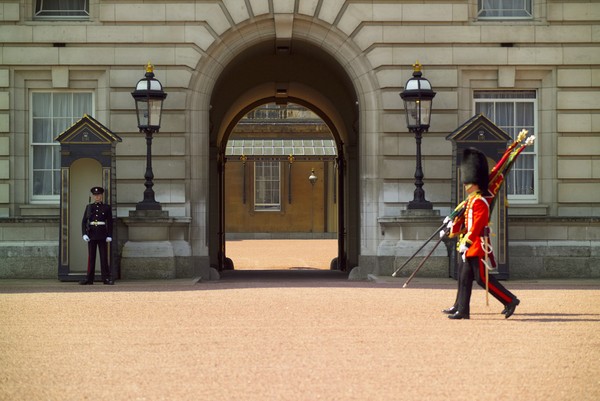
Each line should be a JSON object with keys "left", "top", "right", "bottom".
{"left": 448, "top": 192, "right": 489, "bottom": 259}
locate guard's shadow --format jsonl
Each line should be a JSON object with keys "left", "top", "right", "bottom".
{"left": 473, "top": 312, "right": 600, "bottom": 322}
{"left": 515, "top": 313, "right": 600, "bottom": 322}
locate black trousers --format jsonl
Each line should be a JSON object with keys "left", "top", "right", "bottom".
{"left": 87, "top": 240, "right": 110, "bottom": 281}
{"left": 455, "top": 256, "right": 517, "bottom": 315}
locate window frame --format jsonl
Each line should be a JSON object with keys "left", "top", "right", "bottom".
{"left": 34, "top": 0, "right": 89, "bottom": 20}
{"left": 473, "top": 90, "right": 538, "bottom": 203}
{"left": 254, "top": 161, "right": 282, "bottom": 212}
{"left": 30, "top": 90, "right": 94, "bottom": 203}
{"left": 477, "top": 0, "right": 533, "bottom": 20}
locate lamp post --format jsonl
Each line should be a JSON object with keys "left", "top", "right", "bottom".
{"left": 131, "top": 63, "right": 167, "bottom": 211}
{"left": 308, "top": 168, "right": 318, "bottom": 186}
{"left": 400, "top": 61, "right": 436, "bottom": 210}
{"left": 308, "top": 168, "right": 318, "bottom": 232}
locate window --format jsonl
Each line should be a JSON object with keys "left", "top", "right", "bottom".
{"left": 254, "top": 161, "right": 281, "bottom": 211}
{"left": 31, "top": 92, "right": 93, "bottom": 200}
{"left": 474, "top": 90, "right": 537, "bottom": 200}
{"left": 478, "top": 0, "right": 532, "bottom": 19}
{"left": 35, "top": 0, "right": 89, "bottom": 19}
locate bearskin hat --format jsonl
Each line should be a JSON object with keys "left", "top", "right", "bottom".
{"left": 461, "top": 147, "right": 489, "bottom": 193}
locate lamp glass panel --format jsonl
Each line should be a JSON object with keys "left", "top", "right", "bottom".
{"left": 148, "top": 99, "right": 163, "bottom": 127}
{"left": 405, "top": 80, "right": 419, "bottom": 90}
{"left": 136, "top": 100, "right": 149, "bottom": 128}
{"left": 419, "top": 99, "right": 432, "bottom": 126}
{"left": 404, "top": 99, "right": 418, "bottom": 127}
{"left": 149, "top": 80, "right": 162, "bottom": 91}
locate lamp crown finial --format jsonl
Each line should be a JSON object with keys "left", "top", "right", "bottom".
{"left": 146, "top": 62, "right": 154, "bottom": 73}
{"left": 413, "top": 61, "right": 422, "bottom": 73}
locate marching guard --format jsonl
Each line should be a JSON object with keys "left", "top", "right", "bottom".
{"left": 80, "top": 186, "right": 114, "bottom": 285}
{"left": 443, "top": 148, "right": 519, "bottom": 319}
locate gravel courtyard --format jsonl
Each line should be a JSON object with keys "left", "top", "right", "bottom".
{"left": 1, "top": 272, "right": 599, "bottom": 401}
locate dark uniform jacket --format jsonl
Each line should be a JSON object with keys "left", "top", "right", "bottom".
{"left": 82, "top": 202, "right": 113, "bottom": 241}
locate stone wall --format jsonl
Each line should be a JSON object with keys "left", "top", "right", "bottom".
{"left": 508, "top": 217, "right": 600, "bottom": 279}
{"left": 0, "top": 219, "right": 58, "bottom": 279}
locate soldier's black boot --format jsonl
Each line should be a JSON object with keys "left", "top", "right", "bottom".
{"left": 504, "top": 299, "right": 520, "bottom": 319}
{"left": 448, "top": 311, "right": 470, "bottom": 320}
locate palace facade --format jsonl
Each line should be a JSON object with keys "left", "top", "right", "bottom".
{"left": 0, "top": 1, "right": 598, "bottom": 280}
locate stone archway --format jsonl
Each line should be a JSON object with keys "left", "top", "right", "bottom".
{"left": 215, "top": 94, "right": 346, "bottom": 271}
{"left": 187, "top": 16, "right": 381, "bottom": 277}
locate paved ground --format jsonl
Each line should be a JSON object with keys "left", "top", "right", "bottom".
{"left": 225, "top": 239, "right": 337, "bottom": 270}
{"left": 1, "top": 239, "right": 599, "bottom": 401}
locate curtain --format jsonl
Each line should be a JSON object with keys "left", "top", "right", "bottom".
{"left": 475, "top": 92, "right": 536, "bottom": 196}
{"left": 255, "top": 161, "right": 281, "bottom": 211}
{"left": 32, "top": 92, "right": 92, "bottom": 197}
{"left": 479, "top": 0, "right": 532, "bottom": 18}
{"left": 36, "top": 0, "right": 88, "bottom": 17}
{"left": 32, "top": 93, "right": 53, "bottom": 196}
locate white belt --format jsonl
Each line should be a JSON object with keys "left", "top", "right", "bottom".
{"left": 90, "top": 221, "right": 106, "bottom": 226}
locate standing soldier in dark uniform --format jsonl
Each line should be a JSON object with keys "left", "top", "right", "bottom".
{"left": 445, "top": 148, "right": 519, "bottom": 319}
{"left": 80, "top": 186, "right": 114, "bottom": 285}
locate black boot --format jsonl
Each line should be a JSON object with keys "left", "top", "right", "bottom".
{"left": 504, "top": 299, "right": 520, "bottom": 319}
{"left": 448, "top": 311, "right": 470, "bottom": 320}
{"left": 442, "top": 306, "right": 457, "bottom": 314}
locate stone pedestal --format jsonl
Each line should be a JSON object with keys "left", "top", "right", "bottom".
{"left": 351, "top": 209, "right": 448, "bottom": 280}
{"left": 121, "top": 240, "right": 177, "bottom": 279}
{"left": 380, "top": 209, "right": 448, "bottom": 276}
{"left": 120, "top": 210, "right": 194, "bottom": 279}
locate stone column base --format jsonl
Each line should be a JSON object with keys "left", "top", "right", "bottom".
{"left": 121, "top": 241, "right": 176, "bottom": 279}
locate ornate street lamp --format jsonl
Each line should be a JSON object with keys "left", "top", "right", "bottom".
{"left": 131, "top": 63, "right": 167, "bottom": 211}
{"left": 400, "top": 61, "right": 436, "bottom": 209}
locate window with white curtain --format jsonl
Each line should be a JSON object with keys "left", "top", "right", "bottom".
{"left": 478, "top": 0, "right": 532, "bottom": 19}
{"left": 254, "top": 161, "right": 281, "bottom": 211}
{"left": 474, "top": 90, "right": 537, "bottom": 200}
{"left": 35, "top": 0, "right": 89, "bottom": 19}
{"left": 31, "top": 92, "right": 93, "bottom": 200}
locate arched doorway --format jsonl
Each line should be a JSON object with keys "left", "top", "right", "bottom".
{"left": 208, "top": 39, "right": 359, "bottom": 273}
{"left": 222, "top": 102, "right": 340, "bottom": 271}
{"left": 185, "top": 16, "right": 381, "bottom": 279}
